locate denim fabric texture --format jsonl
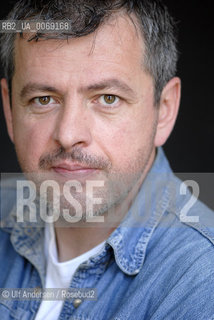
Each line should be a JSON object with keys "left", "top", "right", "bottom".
{"left": 1, "top": 148, "right": 214, "bottom": 320}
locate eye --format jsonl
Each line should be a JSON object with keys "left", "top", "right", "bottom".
{"left": 99, "top": 95, "right": 120, "bottom": 106}
{"left": 38, "top": 96, "right": 51, "bottom": 105}
{"left": 33, "top": 96, "right": 54, "bottom": 106}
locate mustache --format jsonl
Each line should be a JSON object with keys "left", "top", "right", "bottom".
{"left": 39, "top": 147, "right": 111, "bottom": 170}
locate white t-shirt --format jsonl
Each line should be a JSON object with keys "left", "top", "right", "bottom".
{"left": 35, "top": 223, "right": 106, "bottom": 320}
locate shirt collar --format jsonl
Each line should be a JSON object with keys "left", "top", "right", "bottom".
{"left": 107, "top": 147, "right": 173, "bottom": 275}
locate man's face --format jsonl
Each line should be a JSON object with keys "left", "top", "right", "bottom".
{"left": 4, "top": 15, "right": 161, "bottom": 218}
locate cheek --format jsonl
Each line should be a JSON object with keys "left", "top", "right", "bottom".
{"left": 94, "top": 107, "right": 157, "bottom": 169}
{"left": 12, "top": 118, "right": 53, "bottom": 171}
{"left": 95, "top": 118, "right": 148, "bottom": 161}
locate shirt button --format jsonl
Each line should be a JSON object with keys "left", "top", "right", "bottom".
{"left": 73, "top": 298, "right": 82, "bottom": 308}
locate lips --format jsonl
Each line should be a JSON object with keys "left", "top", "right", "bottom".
{"left": 51, "top": 162, "right": 99, "bottom": 179}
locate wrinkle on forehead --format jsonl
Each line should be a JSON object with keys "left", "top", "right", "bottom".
{"left": 14, "top": 12, "right": 145, "bottom": 65}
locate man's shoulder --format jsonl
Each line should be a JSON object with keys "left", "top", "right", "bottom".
{"left": 167, "top": 173, "right": 214, "bottom": 247}
{"left": 138, "top": 148, "right": 214, "bottom": 251}
{"left": 152, "top": 171, "right": 214, "bottom": 263}
{"left": 0, "top": 179, "right": 23, "bottom": 288}
{"left": 0, "top": 177, "right": 17, "bottom": 229}
{"left": 152, "top": 197, "right": 214, "bottom": 269}
{"left": 125, "top": 195, "right": 214, "bottom": 319}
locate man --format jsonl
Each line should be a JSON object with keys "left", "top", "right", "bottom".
{"left": 0, "top": 0, "right": 214, "bottom": 319}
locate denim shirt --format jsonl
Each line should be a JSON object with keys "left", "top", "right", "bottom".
{"left": 1, "top": 148, "right": 214, "bottom": 320}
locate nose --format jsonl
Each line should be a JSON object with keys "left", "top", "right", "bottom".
{"left": 53, "top": 97, "right": 92, "bottom": 151}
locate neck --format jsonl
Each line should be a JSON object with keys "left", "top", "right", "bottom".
{"left": 54, "top": 148, "right": 156, "bottom": 262}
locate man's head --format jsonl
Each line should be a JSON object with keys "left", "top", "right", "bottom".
{"left": 1, "top": 0, "right": 178, "bottom": 105}
{"left": 0, "top": 0, "right": 181, "bottom": 219}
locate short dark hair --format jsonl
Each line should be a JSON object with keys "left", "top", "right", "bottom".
{"left": 0, "top": 0, "right": 178, "bottom": 105}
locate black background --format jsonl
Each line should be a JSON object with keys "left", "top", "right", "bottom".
{"left": 0, "top": 0, "right": 213, "bottom": 173}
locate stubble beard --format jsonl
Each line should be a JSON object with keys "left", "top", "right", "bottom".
{"left": 16, "top": 133, "right": 156, "bottom": 226}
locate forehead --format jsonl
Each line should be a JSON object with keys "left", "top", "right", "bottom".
{"left": 14, "top": 14, "right": 145, "bottom": 69}
{"left": 12, "top": 13, "right": 151, "bottom": 96}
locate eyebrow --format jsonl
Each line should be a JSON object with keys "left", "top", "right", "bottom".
{"left": 19, "top": 78, "right": 136, "bottom": 99}
{"left": 85, "top": 79, "right": 136, "bottom": 97}
{"left": 20, "top": 84, "right": 60, "bottom": 99}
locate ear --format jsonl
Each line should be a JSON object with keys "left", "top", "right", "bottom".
{"left": 154, "top": 77, "right": 181, "bottom": 147}
{"left": 1, "top": 78, "right": 14, "bottom": 143}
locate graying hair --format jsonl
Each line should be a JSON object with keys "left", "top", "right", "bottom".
{"left": 0, "top": 0, "right": 178, "bottom": 105}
